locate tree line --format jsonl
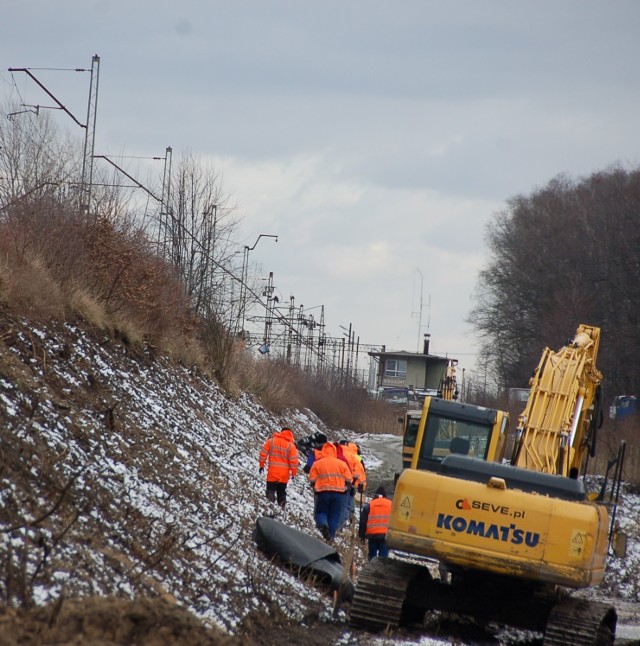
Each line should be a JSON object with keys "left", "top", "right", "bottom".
{"left": 470, "top": 165, "right": 640, "bottom": 406}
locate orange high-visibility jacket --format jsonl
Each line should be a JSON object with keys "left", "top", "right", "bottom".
{"left": 335, "top": 444, "right": 354, "bottom": 474}
{"left": 259, "top": 429, "right": 298, "bottom": 483}
{"left": 365, "top": 496, "right": 392, "bottom": 537}
{"left": 342, "top": 442, "right": 367, "bottom": 489}
{"left": 308, "top": 442, "right": 352, "bottom": 493}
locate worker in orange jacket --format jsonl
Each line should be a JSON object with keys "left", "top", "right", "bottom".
{"left": 308, "top": 442, "right": 352, "bottom": 541}
{"left": 358, "top": 486, "right": 392, "bottom": 560}
{"left": 345, "top": 441, "right": 367, "bottom": 490}
{"left": 259, "top": 427, "right": 298, "bottom": 509}
{"left": 337, "top": 440, "right": 366, "bottom": 530}
{"left": 302, "top": 432, "right": 328, "bottom": 474}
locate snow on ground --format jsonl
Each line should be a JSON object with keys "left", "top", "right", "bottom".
{"left": 1, "top": 316, "right": 640, "bottom": 644}
{"left": 1, "top": 319, "right": 334, "bottom": 633}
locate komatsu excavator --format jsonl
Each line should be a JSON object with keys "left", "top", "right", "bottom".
{"left": 350, "top": 324, "right": 626, "bottom": 645}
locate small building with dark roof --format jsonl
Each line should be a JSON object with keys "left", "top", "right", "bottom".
{"left": 368, "top": 334, "right": 456, "bottom": 401}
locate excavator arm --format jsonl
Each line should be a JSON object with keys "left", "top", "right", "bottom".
{"left": 439, "top": 359, "right": 459, "bottom": 401}
{"left": 511, "top": 324, "right": 603, "bottom": 477}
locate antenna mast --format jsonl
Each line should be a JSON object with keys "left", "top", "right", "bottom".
{"left": 412, "top": 268, "right": 431, "bottom": 352}
{"left": 81, "top": 54, "right": 100, "bottom": 214}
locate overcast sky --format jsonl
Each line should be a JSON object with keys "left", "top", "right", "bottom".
{"left": 3, "top": 1, "right": 640, "bottom": 375}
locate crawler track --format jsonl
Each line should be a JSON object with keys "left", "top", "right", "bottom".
{"left": 543, "top": 597, "right": 617, "bottom": 646}
{"left": 349, "top": 558, "right": 618, "bottom": 646}
{"left": 348, "top": 557, "right": 424, "bottom": 631}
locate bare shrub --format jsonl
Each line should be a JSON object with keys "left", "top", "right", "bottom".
{"left": 0, "top": 204, "right": 205, "bottom": 365}
{"left": 289, "top": 371, "right": 399, "bottom": 434}
{"left": 84, "top": 216, "right": 202, "bottom": 354}
{"left": 234, "top": 353, "right": 401, "bottom": 434}
{"left": 2, "top": 253, "right": 65, "bottom": 319}
{"left": 199, "top": 317, "right": 242, "bottom": 390}
{"left": 108, "top": 314, "right": 147, "bottom": 347}
{"left": 3, "top": 192, "right": 88, "bottom": 272}
{"left": 168, "top": 335, "right": 207, "bottom": 369}
{"left": 0, "top": 198, "right": 92, "bottom": 320}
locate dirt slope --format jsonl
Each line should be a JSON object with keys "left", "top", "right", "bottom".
{"left": 0, "top": 306, "right": 348, "bottom": 644}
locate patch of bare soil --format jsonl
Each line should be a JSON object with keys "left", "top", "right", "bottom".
{"left": 0, "top": 596, "right": 236, "bottom": 646}
{"left": 0, "top": 596, "right": 351, "bottom": 646}
{"left": 235, "top": 596, "right": 345, "bottom": 646}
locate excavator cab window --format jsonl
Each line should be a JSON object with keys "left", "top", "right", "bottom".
{"left": 401, "top": 412, "right": 422, "bottom": 469}
{"left": 403, "top": 415, "right": 421, "bottom": 448}
{"left": 416, "top": 413, "right": 493, "bottom": 471}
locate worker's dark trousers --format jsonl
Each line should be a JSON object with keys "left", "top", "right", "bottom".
{"left": 315, "top": 491, "right": 345, "bottom": 539}
{"left": 367, "top": 537, "right": 389, "bottom": 560}
{"left": 266, "top": 481, "right": 287, "bottom": 508}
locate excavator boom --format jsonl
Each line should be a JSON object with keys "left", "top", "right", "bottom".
{"left": 512, "top": 324, "right": 602, "bottom": 476}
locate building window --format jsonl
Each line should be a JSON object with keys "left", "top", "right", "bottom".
{"left": 385, "top": 359, "right": 407, "bottom": 379}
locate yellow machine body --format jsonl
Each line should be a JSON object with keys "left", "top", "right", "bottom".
{"left": 403, "top": 396, "right": 509, "bottom": 470}
{"left": 513, "top": 324, "right": 602, "bottom": 476}
{"left": 388, "top": 466, "right": 610, "bottom": 588}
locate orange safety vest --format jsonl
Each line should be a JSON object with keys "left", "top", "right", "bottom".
{"left": 366, "top": 497, "right": 392, "bottom": 536}
{"left": 308, "top": 443, "right": 352, "bottom": 493}
{"left": 259, "top": 429, "right": 298, "bottom": 483}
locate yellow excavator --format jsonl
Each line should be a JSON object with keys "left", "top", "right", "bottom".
{"left": 350, "top": 324, "right": 626, "bottom": 645}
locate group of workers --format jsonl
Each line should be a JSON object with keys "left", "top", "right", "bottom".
{"left": 258, "top": 427, "right": 391, "bottom": 559}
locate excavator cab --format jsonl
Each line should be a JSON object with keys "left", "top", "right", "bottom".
{"left": 408, "top": 397, "right": 509, "bottom": 472}
{"left": 400, "top": 360, "right": 462, "bottom": 470}
{"left": 399, "top": 410, "right": 422, "bottom": 469}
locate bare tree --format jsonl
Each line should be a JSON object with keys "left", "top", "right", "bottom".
{"left": 158, "top": 151, "right": 240, "bottom": 320}
{"left": 470, "top": 165, "right": 640, "bottom": 402}
{"left": 0, "top": 100, "right": 81, "bottom": 209}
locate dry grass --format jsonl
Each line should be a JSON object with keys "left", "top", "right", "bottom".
{"left": 66, "top": 284, "right": 109, "bottom": 329}
{"left": 0, "top": 201, "right": 203, "bottom": 364}
{"left": 235, "top": 354, "right": 401, "bottom": 434}
{"left": 0, "top": 253, "right": 66, "bottom": 320}
{"left": 0, "top": 193, "right": 402, "bottom": 436}
{"left": 236, "top": 356, "right": 296, "bottom": 412}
